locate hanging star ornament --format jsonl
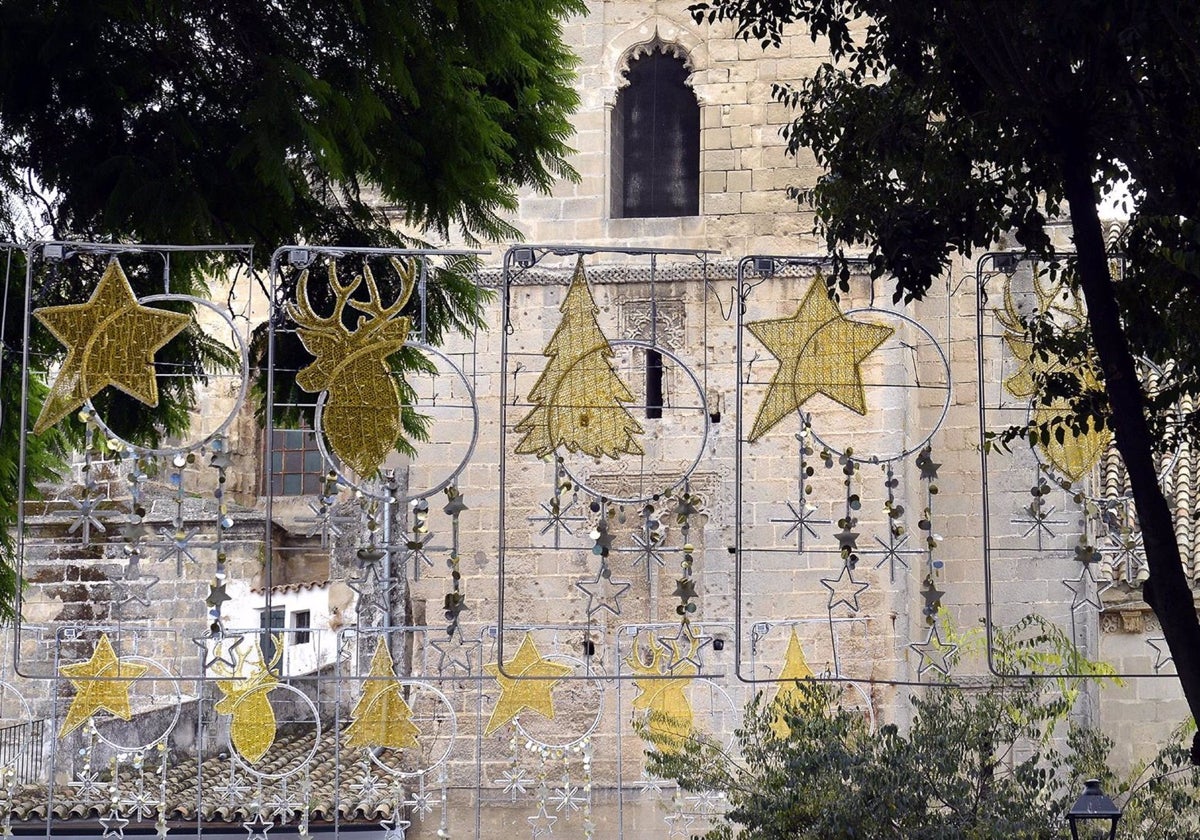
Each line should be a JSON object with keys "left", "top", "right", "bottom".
{"left": 820, "top": 564, "right": 870, "bottom": 613}
{"left": 911, "top": 625, "right": 958, "bottom": 677}
{"left": 344, "top": 637, "right": 422, "bottom": 750}
{"left": 99, "top": 809, "right": 130, "bottom": 840}
{"left": 1062, "top": 564, "right": 1113, "bottom": 612}
{"left": 59, "top": 633, "right": 150, "bottom": 737}
{"left": 576, "top": 568, "right": 632, "bottom": 617}
{"left": 33, "top": 260, "right": 193, "bottom": 434}
{"left": 746, "top": 280, "right": 894, "bottom": 442}
{"left": 483, "top": 633, "right": 573, "bottom": 736}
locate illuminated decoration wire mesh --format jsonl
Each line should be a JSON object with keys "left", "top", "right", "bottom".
{"left": 514, "top": 258, "right": 645, "bottom": 460}
{"left": 626, "top": 632, "right": 698, "bottom": 754}
{"left": 483, "top": 633, "right": 574, "bottom": 736}
{"left": 344, "top": 637, "right": 421, "bottom": 750}
{"left": 768, "top": 628, "right": 814, "bottom": 738}
{"left": 58, "top": 634, "right": 149, "bottom": 737}
{"left": 994, "top": 271, "right": 1111, "bottom": 483}
{"left": 287, "top": 259, "right": 416, "bottom": 478}
{"left": 213, "top": 637, "right": 283, "bottom": 764}
{"left": 745, "top": 278, "right": 894, "bottom": 442}
{"left": 33, "top": 259, "right": 192, "bottom": 435}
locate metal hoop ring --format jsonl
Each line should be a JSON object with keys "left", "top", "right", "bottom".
{"left": 555, "top": 340, "right": 710, "bottom": 505}
{"left": 85, "top": 294, "right": 250, "bottom": 457}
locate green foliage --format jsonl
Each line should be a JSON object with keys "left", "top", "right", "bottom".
{"left": 647, "top": 619, "right": 1199, "bottom": 839}
{"left": 0, "top": 0, "right": 583, "bottom": 247}
{"left": 0, "top": 1, "right": 584, "bottom": 614}
{"left": 688, "top": 0, "right": 1200, "bottom": 450}
{"left": 0, "top": 346, "right": 67, "bottom": 625}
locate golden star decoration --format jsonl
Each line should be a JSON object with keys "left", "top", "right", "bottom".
{"left": 344, "top": 637, "right": 422, "bottom": 750}
{"left": 483, "top": 633, "right": 573, "bottom": 736}
{"left": 59, "top": 633, "right": 149, "bottom": 737}
{"left": 33, "top": 259, "right": 193, "bottom": 435}
{"left": 747, "top": 281, "right": 894, "bottom": 442}
{"left": 769, "top": 628, "right": 815, "bottom": 738}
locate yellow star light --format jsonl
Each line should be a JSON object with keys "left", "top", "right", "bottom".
{"left": 59, "top": 633, "right": 149, "bottom": 737}
{"left": 483, "top": 633, "right": 573, "bottom": 736}
{"left": 33, "top": 259, "right": 193, "bottom": 434}
{"left": 344, "top": 637, "right": 421, "bottom": 750}
{"left": 770, "top": 628, "right": 814, "bottom": 738}
{"left": 747, "top": 281, "right": 894, "bottom": 442}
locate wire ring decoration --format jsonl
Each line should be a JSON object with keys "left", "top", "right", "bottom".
{"left": 82, "top": 293, "right": 250, "bottom": 457}
{"left": 313, "top": 341, "right": 479, "bottom": 503}
{"left": 0, "top": 680, "right": 32, "bottom": 769}
{"left": 511, "top": 654, "right": 606, "bottom": 750}
{"left": 363, "top": 680, "right": 459, "bottom": 779}
{"left": 678, "top": 676, "right": 741, "bottom": 752}
{"left": 554, "top": 339, "right": 710, "bottom": 505}
{"left": 795, "top": 307, "right": 952, "bottom": 465}
{"left": 228, "top": 683, "right": 321, "bottom": 781}
{"left": 89, "top": 656, "right": 182, "bottom": 751}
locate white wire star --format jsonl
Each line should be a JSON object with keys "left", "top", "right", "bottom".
{"left": 910, "top": 625, "right": 958, "bottom": 677}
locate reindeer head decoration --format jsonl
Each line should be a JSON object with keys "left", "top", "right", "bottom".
{"left": 212, "top": 637, "right": 283, "bottom": 764}
{"left": 627, "top": 632, "right": 699, "bottom": 753}
{"left": 286, "top": 258, "right": 418, "bottom": 478}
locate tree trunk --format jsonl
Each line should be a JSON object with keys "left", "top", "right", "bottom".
{"left": 1061, "top": 148, "right": 1200, "bottom": 763}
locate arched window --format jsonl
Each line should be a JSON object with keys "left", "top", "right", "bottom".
{"left": 612, "top": 46, "right": 700, "bottom": 218}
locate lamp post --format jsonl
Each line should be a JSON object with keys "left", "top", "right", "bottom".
{"left": 1067, "top": 779, "right": 1122, "bottom": 840}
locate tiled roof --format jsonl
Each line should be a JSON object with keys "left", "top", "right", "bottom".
{"left": 6, "top": 731, "right": 404, "bottom": 827}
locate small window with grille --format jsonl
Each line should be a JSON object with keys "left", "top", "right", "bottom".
{"left": 264, "top": 427, "right": 325, "bottom": 496}
{"left": 292, "top": 610, "right": 311, "bottom": 645}
{"left": 612, "top": 47, "right": 700, "bottom": 219}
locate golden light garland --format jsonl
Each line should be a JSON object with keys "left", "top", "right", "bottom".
{"left": 483, "top": 633, "right": 573, "bottom": 736}
{"left": 627, "top": 634, "right": 697, "bottom": 754}
{"left": 769, "top": 628, "right": 814, "bottom": 738}
{"left": 344, "top": 637, "right": 421, "bottom": 750}
{"left": 287, "top": 259, "right": 416, "bottom": 478}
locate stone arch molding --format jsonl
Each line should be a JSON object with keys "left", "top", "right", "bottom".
{"left": 602, "top": 15, "right": 710, "bottom": 106}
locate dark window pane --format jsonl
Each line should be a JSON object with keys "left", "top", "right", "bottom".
{"left": 282, "top": 450, "right": 302, "bottom": 473}
{"left": 615, "top": 50, "right": 699, "bottom": 218}
{"left": 283, "top": 474, "right": 301, "bottom": 495}
{"left": 304, "top": 450, "right": 323, "bottom": 472}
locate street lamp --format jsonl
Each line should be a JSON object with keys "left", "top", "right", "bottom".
{"left": 1067, "top": 779, "right": 1122, "bottom": 840}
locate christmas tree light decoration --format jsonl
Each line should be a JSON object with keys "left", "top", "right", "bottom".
{"left": 483, "top": 633, "right": 573, "bottom": 736}
{"left": 287, "top": 258, "right": 417, "bottom": 478}
{"left": 514, "top": 258, "right": 645, "bottom": 459}
{"left": 33, "top": 259, "right": 192, "bottom": 434}
{"left": 746, "top": 279, "right": 894, "bottom": 442}
{"left": 769, "top": 628, "right": 814, "bottom": 738}
{"left": 59, "top": 634, "right": 149, "bottom": 737}
{"left": 344, "top": 638, "right": 421, "bottom": 750}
